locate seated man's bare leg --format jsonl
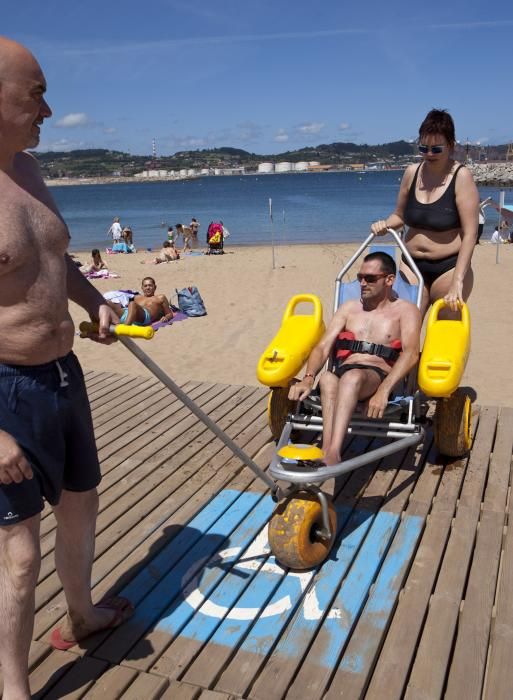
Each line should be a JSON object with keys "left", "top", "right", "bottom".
{"left": 0, "top": 514, "right": 41, "bottom": 700}
{"left": 323, "top": 369, "right": 382, "bottom": 466}
{"left": 124, "top": 301, "right": 147, "bottom": 325}
{"left": 319, "top": 372, "right": 340, "bottom": 456}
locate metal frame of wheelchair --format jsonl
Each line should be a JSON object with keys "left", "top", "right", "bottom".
{"left": 266, "top": 230, "right": 428, "bottom": 569}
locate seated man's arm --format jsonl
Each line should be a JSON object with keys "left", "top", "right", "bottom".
{"left": 367, "top": 302, "right": 422, "bottom": 419}
{"left": 289, "top": 304, "right": 349, "bottom": 401}
{"left": 159, "top": 294, "right": 175, "bottom": 321}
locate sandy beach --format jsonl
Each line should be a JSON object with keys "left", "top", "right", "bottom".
{"left": 70, "top": 242, "right": 513, "bottom": 407}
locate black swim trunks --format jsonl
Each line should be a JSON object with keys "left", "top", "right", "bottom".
{"left": 334, "top": 362, "right": 388, "bottom": 383}
{"left": 401, "top": 253, "right": 458, "bottom": 288}
{"left": 0, "top": 352, "right": 101, "bottom": 526}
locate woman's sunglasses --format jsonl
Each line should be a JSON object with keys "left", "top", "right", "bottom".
{"left": 356, "top": 273, "right": 389, "bottom": 283}
{"left": 418, "top": 144, "right": 445, "bottom": 154}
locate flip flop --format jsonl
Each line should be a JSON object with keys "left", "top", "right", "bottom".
{"left": 49, "top": 596, "right": 134, "bottom": 651}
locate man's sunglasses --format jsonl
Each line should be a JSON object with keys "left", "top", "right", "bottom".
{"left": 357, "top": 273, "right": 389, "bottom": 283}
{"left": 418, "top": 144, "right": 445, "bottom": 154}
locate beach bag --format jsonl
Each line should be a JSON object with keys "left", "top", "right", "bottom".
{"left": 176, "top": 286, "right": 207, "bottom": 316}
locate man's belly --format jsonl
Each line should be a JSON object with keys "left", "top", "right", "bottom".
{"left": 0, "top": 317, "right": 75, "bottom": 365}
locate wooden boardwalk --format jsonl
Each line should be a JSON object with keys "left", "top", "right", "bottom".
{"left": 2, "top": 370, "right": 513, "bottom": 699}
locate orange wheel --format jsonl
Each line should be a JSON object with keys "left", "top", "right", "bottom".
{"left": 268, "top": 492, "right": 337, "bottom": 570}
{"left": 434, "top": 389, "right": 472, "bottom": 457}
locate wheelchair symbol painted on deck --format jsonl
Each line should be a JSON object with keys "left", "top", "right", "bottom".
{"left": 182, "top": 527, "right": 343, "bottom": 622}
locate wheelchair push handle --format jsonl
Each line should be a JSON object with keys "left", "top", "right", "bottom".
{"left": 79, "top": 321, "right": 155, "bottom": 340}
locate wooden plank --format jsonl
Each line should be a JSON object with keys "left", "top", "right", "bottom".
{"left": 81, "top": 665, "right": 138, "bottom": 699}
{"left": 444, "top": 408, "right": 513, "bottom": 700}
{"left": 118, "top": 671, "right": 169, "bottom": 699}
{"left": 29, "top": 650, "right": 78, "bottom": 699}
{"left": 364, "top": 407, "right": 492, "bottom": 700}
{"left": 483, "top": 511, "right": 513, "bottom": 697}
{"left": 404, "top": 408, "right": 498, "bottom": 700}
{"left": 159, "top": 680, "right": 202, "bottom": 700}
{"left": 39, "top": 656, "right": 110, "bottom": 699}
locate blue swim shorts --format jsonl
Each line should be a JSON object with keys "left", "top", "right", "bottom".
{"left": 120, "top": 306, "right": 151, "bottom": 325}
{"left": 0, "top": 352, "right": 101, "bottom": 525}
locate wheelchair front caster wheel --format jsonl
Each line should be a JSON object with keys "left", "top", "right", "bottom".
{"left": 268, "top": 492, "right": 337, "bottom": 570}
{"left": 434, "top": 389, "right": 472, "bottom": 457}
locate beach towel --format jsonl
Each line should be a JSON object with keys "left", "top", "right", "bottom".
{"left": 85, "top": 270, "right": 120, "bottom": 279}
{"left": 152, "top": 312, "right": 188, "bottom": 330}
{"left": 103, "top": 290, "right": 137, "bottom": 307}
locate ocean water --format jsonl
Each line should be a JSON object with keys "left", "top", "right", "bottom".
{"left": 49, "top": 171, "right": 503, "bottom": 252}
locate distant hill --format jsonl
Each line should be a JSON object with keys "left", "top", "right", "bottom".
{"left": 34, "top": 141, "right": 509, "bottom": 179}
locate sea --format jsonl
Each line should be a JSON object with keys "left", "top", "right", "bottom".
{"left": 50, "top": 171, "right": 505, "bottom": 252}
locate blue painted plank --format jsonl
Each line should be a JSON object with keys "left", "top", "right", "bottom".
{"left": 120, "top": 488, "right": 251, "bottom": 604}
{"left": 240, "top": 505, "right": 372, "bottom": 658}
{"left": 122, "top": 490, "right": 266, "bottom": 631}
{"left": 338, "top": 513, "right": 423, "bottom": 675}
{"left": 314, "top": 509, "right": 400, "bottom": 670}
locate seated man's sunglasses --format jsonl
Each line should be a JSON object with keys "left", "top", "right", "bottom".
{"left": 356, "top": 273, "right": 389, "bottom": 283}
{"left": 418, "top": 144, "right": 445, "bottom": 154}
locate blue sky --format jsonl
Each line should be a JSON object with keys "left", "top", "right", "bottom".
{"left": 4, "top": 0, "right": 513, "bottom": 155}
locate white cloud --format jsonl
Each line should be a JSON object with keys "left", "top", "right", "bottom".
{"left": 339, "top": 122, "right": 350, "bottom": 131}
{"left": 274, "top": 129, "right": 289, "bottom": 143}
{"left": 298, "top": 122, "right": 325, "bottom": 135}
{"left": 54, "top": 113, "right": 92, "bottom": 128}
{"left": 103, "top": 127, "right": 117, "bottom": 134}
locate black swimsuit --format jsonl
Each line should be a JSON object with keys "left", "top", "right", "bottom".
{"left": 402, "top": 164, "right": 463, "bottom": 286}
{"left": 403, "top": 164, "right": 463, "bottom": 231}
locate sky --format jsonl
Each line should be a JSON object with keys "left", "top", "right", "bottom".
{"left": 3, "top": 0, "right": 513, "bottom": 156}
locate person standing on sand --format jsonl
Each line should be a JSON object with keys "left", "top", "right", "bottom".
{"left": 371, "top": 109, "right": 479, "bottom": 317}
{"left": 0, "top": 36, "right": 133, "bottom": 700}
{"left": 107, "top": 216, "right": 122, "bottom": 245}
{"left": 190, "top": 217, "right": 200, "bottom": 248}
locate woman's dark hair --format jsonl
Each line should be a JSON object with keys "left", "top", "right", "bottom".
{"left": 91, "top": 248, "right": 100, "bottom": 256}
{"left": 418, "top": 109, "right": 456, "bottom": 146}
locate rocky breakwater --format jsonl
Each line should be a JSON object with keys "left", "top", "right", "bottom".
{"left": 468, "top": 162, "right": 513, "bottom": 187}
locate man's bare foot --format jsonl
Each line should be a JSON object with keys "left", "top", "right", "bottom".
{"left": 50, "top": 596, "right": 133, "bottom": 650}
{"left": 323, "top": 451, "right": 341, "bottom": 466}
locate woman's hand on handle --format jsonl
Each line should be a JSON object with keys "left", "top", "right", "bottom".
{"left": 443, "top": 281, "right": 464, "bottom": 312}
{"left": 370, "top": 220, "right": 389, "bottom": 237}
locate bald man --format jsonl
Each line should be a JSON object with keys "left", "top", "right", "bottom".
{"left": 0, "top": 37, "right": 133, "bottom": 699}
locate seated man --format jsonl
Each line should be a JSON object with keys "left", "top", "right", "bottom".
{"left": 288, "top": 252, "right": 421, "bottom": 465}
{"left": 116, "top": 276, "right": 175, "bottom": 325}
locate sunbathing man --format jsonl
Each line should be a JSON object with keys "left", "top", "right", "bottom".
{"left": 288, "top": 252, "right": 421, "bottom": 465}
{"left": 119, "top": 276, "right": 174, "bottom": 325}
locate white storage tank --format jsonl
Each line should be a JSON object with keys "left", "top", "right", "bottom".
{"left": 258, "top": 162, "right": 274, "bottom": 174}
{"left": 214, "top": 168, "right": 223, "bottom": 176}
{"left": 309, "top": 161, "right": 321, "bottom": 167}
{"left": 200, "top": 168, "right": 210, "bottom": 175}
{"left": 187, "top": 169, "right": 196, "bottom": 176}
{"left": 275, "top": 162, "right": 293, "bottom": 173}
{"left": 294, "top": 161, "right": 309, "bottom": 171}
{"left": 179, "top": 169, "right": 188, "bottom": 177}
{"left": 158, "top": 170, "right": 168, "bottom": 177}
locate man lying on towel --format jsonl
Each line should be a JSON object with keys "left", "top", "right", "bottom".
{"left": 111, "top": 276, "right": 175, "bottom": 325}
{"left": 288, "top": 252, "right": 421, "bottom": 466}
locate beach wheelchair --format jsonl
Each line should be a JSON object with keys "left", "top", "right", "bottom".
{"left": 257, "top": 230, "right": 472, "bottom": 569}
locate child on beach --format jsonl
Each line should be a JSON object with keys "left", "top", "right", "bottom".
{"left": 81, "top": 248, "right": 108, "bottom": 274}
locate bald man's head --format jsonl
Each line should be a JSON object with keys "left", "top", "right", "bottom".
{"left": 0, "top": 36, "right": 51, "bottom": 153}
